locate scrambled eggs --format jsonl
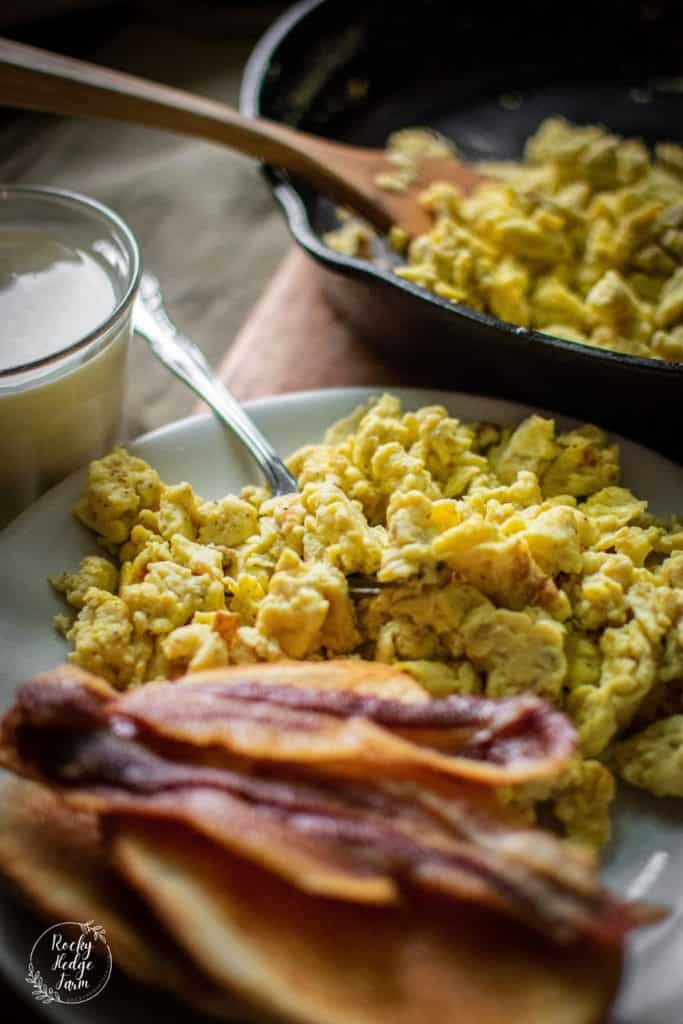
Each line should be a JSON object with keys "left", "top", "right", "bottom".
{"left": 53, "top": 396, "right": 683, "bottom": 848}
{"left": 325, "top": 119, "right": 683, "bottom": 362}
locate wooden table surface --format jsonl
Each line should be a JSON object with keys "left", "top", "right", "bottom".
{"left": 214, "top": 246, "right": 409, "bottom": 399}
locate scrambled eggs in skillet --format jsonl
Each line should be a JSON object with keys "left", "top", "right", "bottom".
{"left": 53, "top": 396, "right": 683, "bottom": 847}
{"left": 326, "top": 118, "right": 683, "bottom": 361}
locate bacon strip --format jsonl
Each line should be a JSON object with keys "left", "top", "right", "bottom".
{"left": 5, "top": 666, "right": 575, "bottom": 785}
{"left": 0, "top": 670, "right": 660, "bottom": 947}
{"left": 111, "top": 671, "right": 576, "bottom": 785}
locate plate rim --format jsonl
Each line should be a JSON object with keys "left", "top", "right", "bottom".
{"left": 2, "top": 383, "right": 680, "bottom": 544}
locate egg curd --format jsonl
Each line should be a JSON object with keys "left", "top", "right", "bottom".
{"left": 52, "top": 396, "right": 683, "bottom": 848}
{"left": 325, "top": 118, "right": 683, "bottom": 362}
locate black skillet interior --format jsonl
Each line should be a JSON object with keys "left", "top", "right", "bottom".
{"left": 241, "top": 0, "right": 683, "bottom": 460}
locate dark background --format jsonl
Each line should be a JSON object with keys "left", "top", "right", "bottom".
{"left": 0, "top": 0, "right": 289, "bottom": 33}
{"left": 0, "top": 1, "right": 290, "bottom": 67}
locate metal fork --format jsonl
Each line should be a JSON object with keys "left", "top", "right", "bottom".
{"left": 133, "top": 272, "right": 381, "bottom": 597}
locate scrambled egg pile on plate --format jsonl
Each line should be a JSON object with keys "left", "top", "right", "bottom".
{"left": 53, "top": 396, "right": 683, "bottom": 848}
{"left": 325, "top": 118, "right": 683, "bottom": 362}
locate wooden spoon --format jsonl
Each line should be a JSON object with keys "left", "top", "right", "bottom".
{"left": 0, "top": 36, "right": 487, "bottom": 238}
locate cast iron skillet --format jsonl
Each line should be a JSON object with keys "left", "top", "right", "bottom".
{"left": 240, "top": 0, "right": 683, "bottom": 461}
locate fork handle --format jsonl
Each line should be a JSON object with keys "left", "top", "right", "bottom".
{"left": 133, "top": 274, "right": 298, "bottom": 498}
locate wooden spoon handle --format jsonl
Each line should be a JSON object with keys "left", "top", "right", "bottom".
{"left": 0, "top": 37, "right": 393, "bottom": 229}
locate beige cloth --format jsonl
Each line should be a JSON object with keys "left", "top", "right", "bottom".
{"left": 0, "top": 18, "right": 290, "bottom": 436}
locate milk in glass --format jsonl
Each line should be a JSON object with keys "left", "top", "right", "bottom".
{"left": 0, "top": 189, "right": 139, "bottom": 528}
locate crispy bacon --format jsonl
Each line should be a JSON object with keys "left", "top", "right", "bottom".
{"left": 5, "top": 665, "right": 576, "bottom": 785}
{"left": 110, "top": 672, "right": 576, "bottom": 785}
{"left": 0, "top": 668, "right": 661, "bottom": 947}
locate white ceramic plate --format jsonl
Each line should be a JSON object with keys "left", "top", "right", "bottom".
{"left": 1, "top": 387, "right": 681, "bottom": 1023}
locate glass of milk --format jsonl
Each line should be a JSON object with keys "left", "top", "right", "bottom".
{"left": 0, "top": 186, "right": 141, "bottom": 528}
